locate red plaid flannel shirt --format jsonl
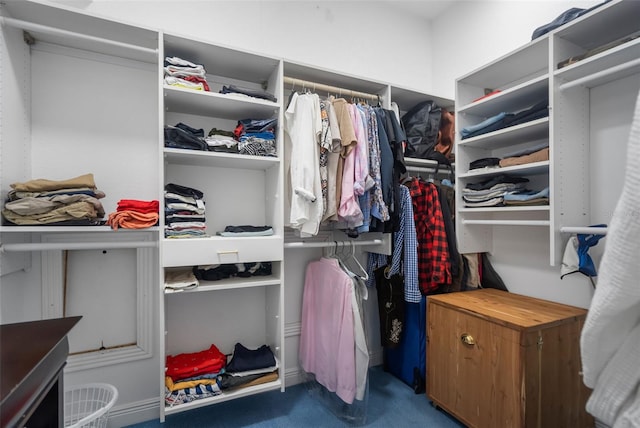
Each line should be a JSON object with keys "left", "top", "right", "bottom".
{"left": 408, "top": 178, "right": 451, "bottom": 294}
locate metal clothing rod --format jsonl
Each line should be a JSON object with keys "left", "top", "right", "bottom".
{"left": 406, "top": 165, "right": 453, "bottom": 175}
{"left": 284, "top": 239, "right": 383, "bottom": 249}
{"left": 0, "top": 240, "right": 158, "bottom": 252}
{"left": 558, "top": 58, "right": 640, "bottom": 91}
{"left": 283, "top": 76, "right": 381, "bottom": 101}
{"left": 560, "top": 226, "right": 608, "bottom": 235}
{"left": 0, "top": 16, "right": 158, "bottom": 56}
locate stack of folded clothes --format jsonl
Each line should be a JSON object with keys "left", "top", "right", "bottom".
{"left": 204, "top": 127, "right": 238, "bottom": 153}
{"left": 503, "top": 187, "right": 550, "bottom": 206}
{"left": 165, "top": 344, "right": 226, "bottom": 406}
{"left": 164, "top": 122, "right": 208, "bottom": 152}
{"left": 164, "top": 118, "right": 278, "bottom": 157}
{"left": 164, "top": 267, "right": 199, "bottom": 292}
{"left": 460, "top": 99, "right": 549, "bottom": 140}
{"left": 164, "top": 183, "right": 207, "bottom": 238}
{"left": 107, "top": 199, "right": 159, "bottom": 230}
{"left": 462, "top": 174, "right": 530, "bottom": 207}
{"left": 219, "top": 84, "right": 277, "bottom": 103}
{"left": 193, "top": 262, "right": 272, "bottom": 281}
{"left": 164, "top": 56, "right": 209, "bottom": 92}
{"left": 217, "top": 343, "right": 279, "bottom": 391}
{"left": 234, "top": 118, "right": 278, "bottom": 157}
{"left": 2, "top": 173, "right": 106, "bottom": 226}
{"left": 469, "top": 145, "right": 550, "bottom": 171}
{"left": 164, "top": 342, "right": 279, "bottom": 406}
{"left": 217, "top": 225, "right": 274, "bottom": 237}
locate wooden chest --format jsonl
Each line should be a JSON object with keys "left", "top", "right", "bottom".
{"left": 426, "top": 289, "right": 593, "bottom": 428}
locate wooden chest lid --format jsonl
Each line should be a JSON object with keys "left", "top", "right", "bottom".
{"left": 427, "top": 289, "right": 587, "bottom": 330}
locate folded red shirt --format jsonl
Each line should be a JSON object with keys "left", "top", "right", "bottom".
{"left": 117, "top": 199, "right": 159, "bottom": 214}
{"left": 166, "top": 344, "right": 226, "bottom": 381}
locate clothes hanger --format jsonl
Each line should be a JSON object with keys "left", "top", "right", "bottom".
{"left": 325, "top": 240, "right": 338, "bottom": 259}
{"left": 338, "top": 241, "right": 369, "bottom": 281}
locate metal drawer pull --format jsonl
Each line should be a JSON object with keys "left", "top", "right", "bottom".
{"left": 461, "top": 333, "right": 475, "bottom": 346}
{"left": 217, "top": 250, "right": 239, "bottom": 254}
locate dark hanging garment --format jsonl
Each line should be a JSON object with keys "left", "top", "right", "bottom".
{"left": 401, "top": 100, "right": 441, "bottom": 159}
{"left": 374, "top": 107, "right": 407, "bottom": 233}
{"left": 479, "top": 252, "right": 509, "bottom": 291}
{"left": 373, "top": 109, "right": 394, "bottom": 232}
{"left": 382, "top": 108, "right": 408, "bottom": 233}
{"left": 435, "top": 183, "right": 460, "bottom": 280}
{"left": 383, "top": 296, "right": 427, "bottom": 394}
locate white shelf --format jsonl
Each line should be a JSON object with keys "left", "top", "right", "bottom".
{"left": 459, "top": 205, "right": 549, "bottom": 213}
{"left": 1, "top": 225, "right": 158, "bottom": 233}
{"left": 164, "top": 148, "right": 279, "bottom": 170}
{"left": 455, "top": 0, "right": 637, "bottom": 265}
{"left": 461, "top": 219, "right": 550, "bottom": 226}
{"left": 0, "top": 3, "right": 158, "bottom": 63}
{"left": 404, "top": 158, "right": 438, "bottom": 168}
{"left": 0, "top": 226, "right": 110, "bottom": 233}
{"left": 457, "top": 117, "right": 549, "bottom": 150}
{"left": 457, "top": 36, "right": 549, "bottom": 94}
{"left": 555, "top": 38, "right": 640, "bottom": 88}
{"left": 459, "top": 160, "right": 549, "bottom": 179}
{"left": 164, "top": 33, "right": 281, "bottom": 85}
{"left": 164, "top": 86, "right": 279, "bottom": 120}
{"left": 165, "top": 275, "right": 281, "bottom": 294}
{"left": 164, "top": 379, "right": 282, "bottom": 416}
{"left": 458, "top": 75, "right": 548, "bottom": 117}
{"left": 553, "top": 0, "right": 639, "bottom": 50}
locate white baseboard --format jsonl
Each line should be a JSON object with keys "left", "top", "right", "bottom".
{"left": 107, "top": 397, "right": 158, "bottom": 428}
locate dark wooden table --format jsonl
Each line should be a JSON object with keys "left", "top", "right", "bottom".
{"left": 1, "top": 316, "right": 81, "bottom": 428}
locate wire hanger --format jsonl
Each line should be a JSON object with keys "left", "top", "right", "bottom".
{"left": 338, "top": 241, "right": 369, "bottom": 281}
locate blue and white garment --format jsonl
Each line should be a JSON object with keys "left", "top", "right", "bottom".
{"left": 365, "top": 186, "right": 418, "bottom": 300}
{"left": 391, "top": 185, "right": 419, "bottom": 303}
{"left": 366, "top": 252, "right": 387, "bottom": 288}
{"left": 165, "top": 383, "right": 221, "bottom": 406}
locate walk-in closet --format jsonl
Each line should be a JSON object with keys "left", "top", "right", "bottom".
{"left": 1, "top": 1, "right": 638, "bottom": 427}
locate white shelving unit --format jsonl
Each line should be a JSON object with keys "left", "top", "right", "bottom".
{"left": 159, "top": 32, "right": 285, "bottom": 421}
{"left": 455, "top": 0, "right": 639, "bottom": 265}
{"left": 0, "top": 0, "right": 161, "bottom": 285}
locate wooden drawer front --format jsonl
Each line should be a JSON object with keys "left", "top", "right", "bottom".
{"left": 427, "top": 301, "right": 524, "bottom": 428}
{"left": 162, "top": 236, "right": 283, "bottom": 267}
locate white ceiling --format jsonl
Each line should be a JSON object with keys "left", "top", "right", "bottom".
{"left": 382, "top": 0, "right": 459, "bottom": 20}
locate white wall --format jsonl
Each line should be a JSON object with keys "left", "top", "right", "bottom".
{"left": 430, "top": 0, "right": 602, "bottom": 99}
{"left": 56, "top": 0, "right": 435, "bottom": 93}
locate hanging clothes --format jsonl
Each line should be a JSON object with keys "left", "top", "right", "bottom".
{"left": 321, "top": 99, "right": 342, "bottom": 222}
{"left": 362, "top": 105, "right": 388, "bottom": 225}
{"left": 284, "top": 88, "right": 399, "bottom": 236}
{"left": 407, "top": 177, "right": 451, "bottom": 294}
{"left": 284, "top": 92, "right": 323, "bottom": 237}
{"left": 299, "top": 255, "right": 369, "bottom": 404}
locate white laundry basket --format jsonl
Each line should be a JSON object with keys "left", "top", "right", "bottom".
{"left": 64, "top": 383, "right": 118, "bottom": 428}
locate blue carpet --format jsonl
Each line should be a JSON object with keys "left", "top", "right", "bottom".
{"left": 126, "top": 366, "right": 465, "bottom": 427}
